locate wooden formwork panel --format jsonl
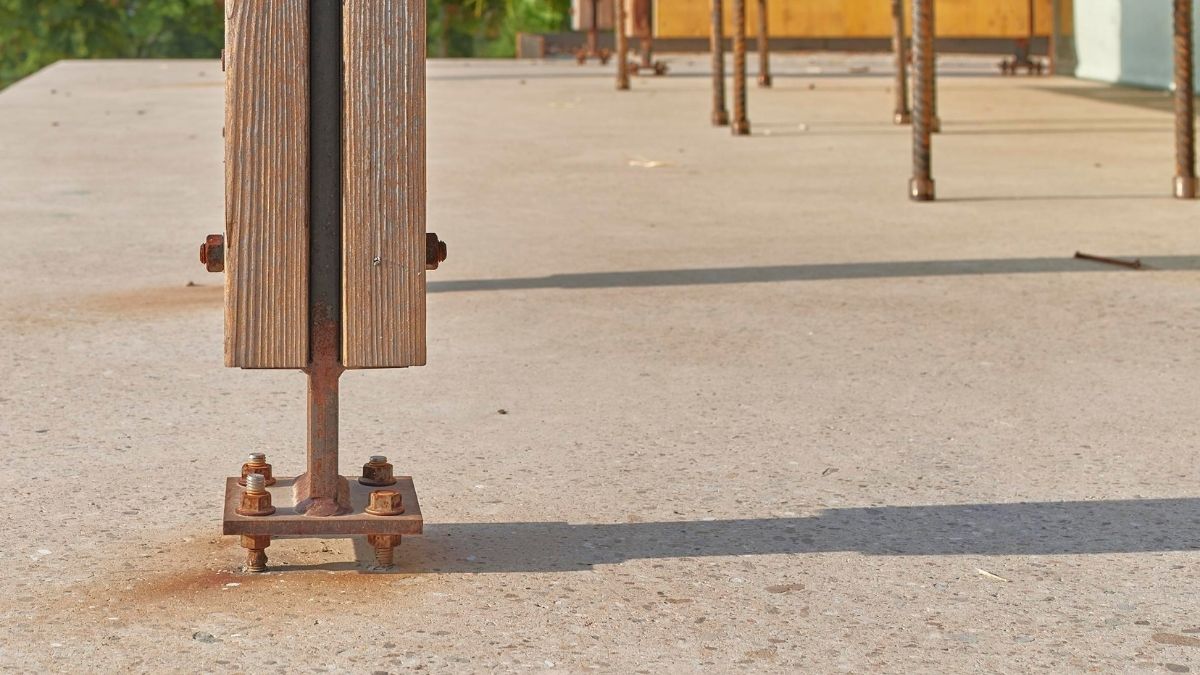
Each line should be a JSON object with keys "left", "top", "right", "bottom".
{"left": 656, "top": 0, "right": 1071, "bottom": 39}
{"left": 342, "top": 0, "right": 427, "bottom": 369}
{"left": 224, "top": 0, "right": 310, "bottom": 368}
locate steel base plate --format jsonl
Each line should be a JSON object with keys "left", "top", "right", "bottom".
{"left": 222, "top": 475, "right": 423, "bottom": 537}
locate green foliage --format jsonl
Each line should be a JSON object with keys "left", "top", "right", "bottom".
{"left": 0, "top": 0, "right": 568, "bottom": 89}
{"left": 428, "top": 0, "right": 571, "bottom": 58}
{"left": 0, "top": 0, "right": 224, "bottom": 88}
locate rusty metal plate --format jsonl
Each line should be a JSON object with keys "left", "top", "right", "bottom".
{"left": 222, "top": 476, "right": 423, "bottom": 536}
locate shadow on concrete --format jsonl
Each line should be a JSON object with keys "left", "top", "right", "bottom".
{"left": 273, "top": 497, "right": 1200, "bottom": 573}
{"left": 939, "top": 126, "right": 1166, "bottom": 136}
{"left": 1041, "top": 84, "right": 1178, "bottom": 115}
{"left": 428, "top": 256, "right": 1200, "bottom": 294}
{"left": 938, "top": 194, "right": 1164, "bottom": 203}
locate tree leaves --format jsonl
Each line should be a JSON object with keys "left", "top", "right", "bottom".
{"left": 0, "top": 0, "right": 223, "bottom": 88}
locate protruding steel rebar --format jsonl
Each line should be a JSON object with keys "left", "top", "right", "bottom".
{"left": 756, "top": 0, "right": 771, "bottom": 87}
{"left": 910, "top": 0, "right": 935, "bottom": 201}
{"left": 636, "top": 0, "right": 653, "bottom": 69}
{"left": 731, "top": 0, "right": 750, "bottom": 135}
{"left": 615, "top": 0, "right": 630, "bottom": 90}
{"left": 710, "top": 0, "right": 729, "bottom": 125}
{"left": 891, "top": 0, "right": 910, "bottom": 124}
{"left": 587, "top": 0, "right": 599, "bottom": 57}
{"left": 1174, "top": 0, "right": 1197, "bottom": 198}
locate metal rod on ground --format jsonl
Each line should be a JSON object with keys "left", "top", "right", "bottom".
{"left": 1175, "top": 0, "right": 1197, "bottom": 198}
{"left": 756, "top": 0, "right": 771, "bottom": 87}
{"left": 731, "top": 0, "right": 750, "bottom": 135}
{"left": 615, "top": 0, "right": 630, "bottom": 90}
{"left": 891, "top": 0, "right": 910, "bottom": 124}
{"left": 910, "top": 0, "right": 935, "bottom": 201}
{"left": 710, "top": 0, "right": 729, "bottom": 125}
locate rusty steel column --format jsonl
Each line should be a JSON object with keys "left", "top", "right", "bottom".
{"left": 298, "top": 0, "right": 346, "bottom": 517}
{"left": 891, "top": 0, "right": 910, "bottom": 124}
{"left": 587, "top": 0, "right": 599, "bottom": 57}
{"left": 910, "top": 0, "right": 935, "bottom": 201}
{"left": 710, "top": 0, "right": 729, "bottom": 125}
{"left": 1175, "top": 0, "right": 1197, "bottom": 198}
{"left": 637, "top": 0, "right": 653, "bottom": 69}
{"left": 731, "top": 0, "right": 750, "bottom": 135}
{"left": 615, "top": 0, "right": 630, "bottom": 90}
{"left": 756, "top": 0, "right": 771, "bottom": 87}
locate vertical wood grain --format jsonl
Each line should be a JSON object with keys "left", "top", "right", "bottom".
{"left": 342, "top": 0, "right": 427, "bottom": 369}
{"left": 224, "top": 0, "right": 309, "bottom": 368}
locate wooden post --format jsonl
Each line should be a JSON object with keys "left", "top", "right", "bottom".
{"left": 890, "top": 0, "right": 910, "bottom": 124}
{"left": 615, "top": 0, "right": 630, "bottom": 89}
{"left": 710, "top": 0, "right": 728, "bottom": 126}
{"left": 224, "top": 0, "right": 310, "bottom": 368}
{"left": 1174, "top": 0, "right": 1197, "bottom": 198}
{"left": 910, "top": 0, "right": 935, "bottom": 201}
{"left": 342, "top": 0, "right": 428, "bottom": 366}
{"left": 756, "top": 0, "right": 771, "bottom": 87}
{"left": 731, "top": 0, "right": 749, "bottom": 135}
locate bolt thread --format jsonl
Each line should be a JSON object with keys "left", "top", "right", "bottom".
{"left": 375, "top": 543, "right": 395, "bottom": 567}
{"left": 245, "top": 473, "right": 267, "bottom": 494}
{"left": 247, "top": 452, "right": 267, "bottom": 466}
{"left": 369, "top": 455, "right": 388, "bottom": 465}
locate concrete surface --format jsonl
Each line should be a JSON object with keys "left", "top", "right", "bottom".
{"left": 1, "top": 53, "right": 1199, "bottom": 673}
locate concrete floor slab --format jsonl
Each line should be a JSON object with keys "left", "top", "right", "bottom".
{"left": 1, "top": 54, "right": 1199, "bottom": 672}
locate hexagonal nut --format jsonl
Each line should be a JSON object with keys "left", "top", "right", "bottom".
{"left": 425, "top": 232, "right": 447, "bottom": 270}
{"left": 365, "top": 489, "right": 405, "bottom": 516}
{"left": 237, "top": 490, "right": 276, "bottom": 517}
{"left": 240, "top": 534, "right": 271, "bottom": 550}
{"left": 239, "top": 463, "right": 276, "bottom": 487}
{"left": 359, "top": 460, "right": 396, "bottom": 487}
{"left": 200, "top": 234, "right": 225, "bottom": 273}
{"left": 367, "top": 533, "right": 401, "bottom": 549}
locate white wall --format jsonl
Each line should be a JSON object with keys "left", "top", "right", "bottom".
{"left": 1073, "top": 0, "right": 1197, "bottom": 90}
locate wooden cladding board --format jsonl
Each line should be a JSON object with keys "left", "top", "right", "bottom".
{"left": 342, "top": 0, "right": 427, "bottom": 369}
{"left": 224, "top": 0, "right": 310, "bottom": 368}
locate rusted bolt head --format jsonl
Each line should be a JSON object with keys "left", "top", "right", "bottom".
{"left": 237, "top": 476, "right": 276, "bottom": 517}
{"left": 200, "top": 234, "right": 225, "bottom": 273}
{"left": 239, "top": 454, "right": 276, "bottom": 487}
{"left": 426, "top": 233, "right": 447, "bottom": 270}
{"left": 365, "top": 489, "right": 405, "bottom": 516}
{"left": 360, "top": 456, "right": 397, "bottom": 487}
